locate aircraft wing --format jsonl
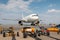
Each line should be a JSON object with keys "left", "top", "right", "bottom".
{"left": 2, "top": 18, "right": 20, "bottom": 21}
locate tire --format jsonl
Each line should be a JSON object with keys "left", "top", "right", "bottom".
{"left": 38, "top": 33, "right": 40, "bottom": 36}
{"left": 17, "top": 32, "right": 19, "bottom": 37}
{"left": 33, "top": 33, "right": 37, "bottom": 38}
{"left": 57, "top": 31, "right": 60, "bottom": 34}
{"left": 47, "top": 32, "right": 50, "bottom": 36}
{"left": 0, "top": 31, "right": 2, "bottom": 34}
{"left": 3, "top": 32, "right": 6, "bottom": 37}
{"left": 41, "top": 32, "right": 44, "bottom": 35}
{"left": 23, "top": 32, "right": 27, "bottom": 38}
{"left": 57, "top": 29, "right": 60, "bottom": 34}
{"left": 44, "top": 32, "right": 45, "bottom": 35}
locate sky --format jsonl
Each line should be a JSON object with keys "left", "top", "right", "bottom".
{"left": 0, "top": 0, "right": 60, "bottom": 24}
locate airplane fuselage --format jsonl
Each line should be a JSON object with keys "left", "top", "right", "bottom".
{"left": 18, "top": 14, "right": 39, "bottom": 25}
{"left": 22, "top": 14, "right": 39, "bottom": 23}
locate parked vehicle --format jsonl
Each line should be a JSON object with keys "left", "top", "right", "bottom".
{"left": 2, "top": 27, "right": 14, "bottom": 37}
{"left": 40, "top": 27, "right": 50, "bottom": 36}
{"left": 21, "top": 27, "right": 37, "bottom": 38}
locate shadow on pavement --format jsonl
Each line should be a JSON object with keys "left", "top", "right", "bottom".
{"left": 34, "top": 37, "right": 42, "bottom": 40}
{"left": 28, "top": 34, "right": 42, "bottom": 40}
{"left": 47, "top": 36, "right": 60, "bottom": 40}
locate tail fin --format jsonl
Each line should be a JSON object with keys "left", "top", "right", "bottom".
{"left": 22, "top": 12, "right": 24, "bottom": 19}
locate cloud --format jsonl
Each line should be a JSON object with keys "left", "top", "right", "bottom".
{"left": 0, "top": 0, "right": 44, "bottom": 14}
{"left": 47, "top": 9, "right": 60, "bottom": 13}
{"left": 48, "top": 4, "right": 56, "bottom": 7}
{"left": 0, "top": 0, "right": 34, "bottom": 14}
{"left": 0, "top": 0, "right": 45, "bottom": 17}
{"left": 39, "top": 8, "right": 60, "bottom": 24}
{"left": 6, "top": 0, "right": 33, "bottom": 9}
{"left": 38, "top": 13, "right": 60, "bottom": 24}
{"left": 0, "top": 4, "right": 5, "bottom": 9}
{"left": 34, "top": 0, "right": 46, "bottom": 2}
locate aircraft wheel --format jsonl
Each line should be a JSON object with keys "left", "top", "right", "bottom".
{"left": 20, "top": 23, "right": 23, "bottom": 25}
{"left": 23, "top": 32, "right": 27, "bottom": 38}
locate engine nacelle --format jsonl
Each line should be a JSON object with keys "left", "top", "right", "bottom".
{"left": 18, "top": 21, "right": 23, "bottom": 25}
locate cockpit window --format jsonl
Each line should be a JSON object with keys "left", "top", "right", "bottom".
{"left": 32, "top": 15, "right": 38, "bottom": 17}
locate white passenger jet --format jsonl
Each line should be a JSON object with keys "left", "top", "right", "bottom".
{"left": 3, "top": 14, "right": 40, "bottom": 25}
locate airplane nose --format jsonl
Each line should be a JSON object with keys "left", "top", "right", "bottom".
{"left": 35, "top": 17, "right": 39, "bottom": 20}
